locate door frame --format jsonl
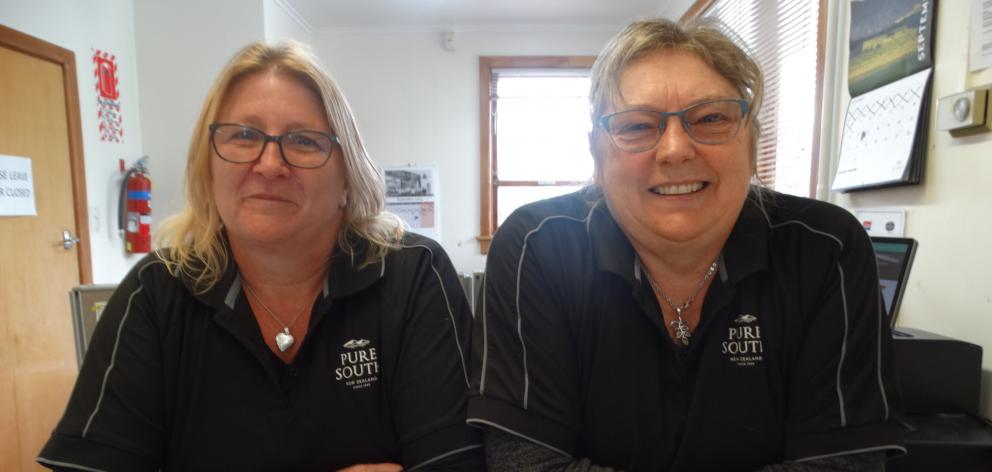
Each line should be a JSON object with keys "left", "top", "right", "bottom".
{"left": 0, "top": 24, "right": 92, "bottom": 283}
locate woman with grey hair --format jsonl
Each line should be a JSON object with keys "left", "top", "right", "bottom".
{"left": 39, "top": 41, "right": 481, "bottom": 471}
{"left": 469, "top": 18, "right": 904, "bottom": 471}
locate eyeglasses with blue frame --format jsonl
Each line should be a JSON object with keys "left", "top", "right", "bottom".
{"left": 599, "top": 99, "right": 750, "bottom": 152}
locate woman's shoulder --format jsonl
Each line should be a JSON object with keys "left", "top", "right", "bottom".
{"left": 492, "top": 189, "right": 600, "bottom": 249}
{"left": 101, "top": 250, "right": 196, "bottom": 319}
{"left": 114, "top": 249, "right": 213, "bottom": 300}
{"left": 759, "top": 190, "right": 865, "bottom": 248}
{"left": 120, "top": 250, "right": 177, "bottom": 283}
{"left": 503, "top": 189, "right": 599, "bottom": 228}
{"left": 396, "top": 231, "right": 443, "bottom": 251}
{"left": 384, "top": 232, "right": 455, "bottom": 270}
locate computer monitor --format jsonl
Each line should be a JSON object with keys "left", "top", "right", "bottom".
{"left": 871, "top": 236, "right": 918, "bottom": 326}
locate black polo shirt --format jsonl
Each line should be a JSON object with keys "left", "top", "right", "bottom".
{"left": 39, "top": 233, "right": 481, "bottom": 471}
{"left": 468, "top": 188, "right": 905, "bottom": 471}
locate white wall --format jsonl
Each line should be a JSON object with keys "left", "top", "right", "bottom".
{"left": 263, "top": 0, "right": 311, "bottom": 43}
{"left": 313, "top": 28, "right": 617, "bottom": 273}
{"left": 827, "top": 1, "right": 992, "bottom": 416}
{"left": 1, "top": 0, "right": 146, "bottom": 283}
{"left": 0, "top": 1, "right": 639, "bottom": 280}
{"left": 133, "top": 0, "right": 265, "bottom": 224}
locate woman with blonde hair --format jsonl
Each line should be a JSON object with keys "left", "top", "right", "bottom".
{"left": 39, "top": 41, "right": 481, "bottom": 471}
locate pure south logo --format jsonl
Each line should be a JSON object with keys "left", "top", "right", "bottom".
{"left": 335, "top": 339, "right": 380, "bottom": 389}
{"left": 722, "top": 313, "right": 764, "bottom": 366}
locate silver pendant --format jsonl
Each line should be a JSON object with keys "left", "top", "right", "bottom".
{"left": 274, "top": 327, "right": 295, "bottom": 352}
{"left": 671, "top": 307, "right": 691, "bottom": 346}
{"left": 672, "top": 319, "right": 691, "bottom": 346}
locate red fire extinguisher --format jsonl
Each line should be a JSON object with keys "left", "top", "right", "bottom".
{"left": 118, "top": 157, "right": 152, "bottom": 253}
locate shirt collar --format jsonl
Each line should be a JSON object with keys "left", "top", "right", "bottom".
{"left": 188, "top": 249, "right": 241, "bottom": 311}
{"left": 190, "top": 235, "right": 386, "bottom": 311}
{"left": 719, "top": 192, "right": 771, "bottom": 285}
{"left": 324, "top": 238, "right": 386, "bottom": 298}
{"left": 587, "top": 197, "right": 641, "bottom": 287}
{"left": 586, "top": 188, "right": 772, "bottom": 289}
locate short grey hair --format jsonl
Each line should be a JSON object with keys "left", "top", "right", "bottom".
{"left": 589, "top": 17, "right": 764, "bottom": 175}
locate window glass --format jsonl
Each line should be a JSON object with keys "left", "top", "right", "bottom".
{"left": 703, "top": 0, "right": 821, "bottom": 196}
{"left": 494, "top": 76, "right": 593, "bottom": 182}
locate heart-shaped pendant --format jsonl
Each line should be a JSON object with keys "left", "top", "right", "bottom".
{"left": 275, "top": 328, "right": 295, "bottom": 352}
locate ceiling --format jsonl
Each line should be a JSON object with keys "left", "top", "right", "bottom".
{"left": 283, "top": 0, "right": 696, "bottom": 31}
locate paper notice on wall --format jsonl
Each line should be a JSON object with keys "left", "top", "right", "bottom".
{"left": 0, "top": 155, "right": 38, "bottom": 216}
{"left": 383, "top": 165, "right": 440, "bottom": 242}
{"left": 970, "top": 0, "right": 992, "bottom": 71}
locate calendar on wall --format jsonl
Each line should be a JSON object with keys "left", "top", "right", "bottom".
{"left": 832, "top": 68, "right": 931, "bottom": 191}
{"left": 834, "top": 0, "right": 934, "bottom": 192}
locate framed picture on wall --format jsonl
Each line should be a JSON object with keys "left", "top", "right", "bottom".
{"left": 383, "top": 165, "right": 441, "bottom": 241}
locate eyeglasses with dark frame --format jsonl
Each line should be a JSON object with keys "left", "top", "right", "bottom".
{"left": 599, "top": 99, "right": 750, "bottom": 153}
{"left": 209, "top": 123, "right": 340, "bottom": 169}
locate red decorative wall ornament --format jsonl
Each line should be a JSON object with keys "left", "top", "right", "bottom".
{"left": 93, "top": 49, "right": 123, "bottom": 143}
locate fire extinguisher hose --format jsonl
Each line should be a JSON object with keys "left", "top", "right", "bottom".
{"left": 118, "top": 167, "right": 137, "bottom": 236}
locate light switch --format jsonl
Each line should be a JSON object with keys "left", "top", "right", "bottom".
{"left": 855, "top": 208, "right": 905, "bottom": 237}
{"left": 90, "top": 206, "right": 101, "bottom": 232}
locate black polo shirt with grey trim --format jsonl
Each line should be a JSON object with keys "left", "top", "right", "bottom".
{"left": 39, "top": 233, "right": 481, "bottom": 471}
{"left": 468, "top": 188, "right": 905, "bottom": 471}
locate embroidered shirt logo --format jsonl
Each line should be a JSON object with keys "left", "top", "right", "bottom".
{"left": 343, "top": 338, "right": 371, "bottom": 349}
{"left": 336, "top": 339, "right": 380, "bottom": 390}
{"left": 722, "top": 314, "right": 764, "bottom": 366}
{"left": 734, "top": 314, "right": 757, "bottom": 324}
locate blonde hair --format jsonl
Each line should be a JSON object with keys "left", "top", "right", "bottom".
{"left": 589, "top": 17, "right": 764, "bottom": 174}
{"left": 156, "top": 40, "right": 403, "bottom": 293}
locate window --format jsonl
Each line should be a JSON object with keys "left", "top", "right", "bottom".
{"left": 478, "top": 56, "right": 596, "bottom": 253}
{"left": 685, "top": 0, "right": 825, "bottom": 197}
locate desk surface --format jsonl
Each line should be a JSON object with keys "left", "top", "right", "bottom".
{"left": 890, "top": 414, "right": 992, "bottom": 472}
{"left": 903, "top": 413, "right": 992, "bottom": 446}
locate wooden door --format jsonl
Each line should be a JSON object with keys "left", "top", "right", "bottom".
{"left": 0, "top": 25, "right": 91, "bottom": 471}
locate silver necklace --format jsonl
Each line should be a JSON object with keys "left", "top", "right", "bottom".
{"left": 644, "top": 259, "right": 719, "bottom": 347}
{"left": 243, "top": 284, "right": 310, "bottom": 352}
